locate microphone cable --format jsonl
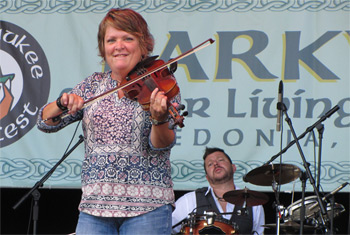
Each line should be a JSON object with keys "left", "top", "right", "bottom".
{"left": 62, "top": 120, "right": 82, "bottom": 156}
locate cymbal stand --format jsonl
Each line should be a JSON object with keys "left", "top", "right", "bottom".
{"left": 242, "top": 188, "right": 248, "bottom": 216}
{"left": 277, "top": 102, "right": 330, "bottom": 234}
{"left": 271, "top": 164, "right": 282, "bottom": 235}
{"left": 299, "top": 171, "right": 308, "bottom": 235}
{"left": 329, "top": 195, "right": 334, "bottom": 234}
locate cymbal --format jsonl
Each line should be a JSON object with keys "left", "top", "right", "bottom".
{"left": 244, "top": 163, "right": 301, "bottom": 186}
{"left": 223, "top": 188, "right": 269, "bottom": 207}
{"left": 262, "top": 221, "right": 314, "bottom": 232}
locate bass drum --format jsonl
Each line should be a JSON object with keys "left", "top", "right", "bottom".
{"left": 284, "top": 195, "right": 345, "bottom": 223}
{"left": 180, "top": 212, "right": 238, "bottom": 234}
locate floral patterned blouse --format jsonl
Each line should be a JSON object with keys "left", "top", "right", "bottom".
{"left": 37, "top": 71, "right": 179, "bottom": 217}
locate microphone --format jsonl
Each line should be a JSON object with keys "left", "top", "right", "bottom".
{"left": 323, "top": 182, "right": 349, "bottom": 200}
{"left": 309, "top": 182, "right": 348, "bottom": 211}
{"left": 276, "top": 80, "right": 283, "bottom": 132}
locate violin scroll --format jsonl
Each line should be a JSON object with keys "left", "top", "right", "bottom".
{"left": 168, "top": 103, "right": 188, "bottom": 129}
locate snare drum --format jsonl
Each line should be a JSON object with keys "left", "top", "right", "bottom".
{"left": 284, "top": 196, "right": 345, "bottom": 223}
{"left": 180, "top": 212, "right": 238, "bottom": 234}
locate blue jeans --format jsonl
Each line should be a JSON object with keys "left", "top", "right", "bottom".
{"left": 75, "top": 204, "right": 172, "bottom": 235}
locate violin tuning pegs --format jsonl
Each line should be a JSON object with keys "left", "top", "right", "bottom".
{"left": 183, "top": 111, "right": 188, "bottom": 117}
{"left": 177, "top": 104, "right": 185, "bottom": 111}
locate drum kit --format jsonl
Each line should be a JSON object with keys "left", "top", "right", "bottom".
{"left": 174, "top": 92, "right": 347, "bottom": 235}
{"left": 175, "top": 163, "right": 346, "bottom": 235}
{"left": 178, "top": 211, "right": 239, "bottom": 235}
{"left": 244, "top": 163, "right": 346, "bottom": 234}
{"left": 175, "top": 187, "right": 270, "bottom": 234}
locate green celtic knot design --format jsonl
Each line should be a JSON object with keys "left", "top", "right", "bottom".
{"left": 1, "top": 0, "right": 349, "bottom": 14}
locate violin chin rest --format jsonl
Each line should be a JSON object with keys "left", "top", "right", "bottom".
{"left": 169, "top": 61, "right": 177, "bottom": 74}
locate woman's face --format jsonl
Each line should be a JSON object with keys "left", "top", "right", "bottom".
{"left": 104, "top": 26, "right": 142, "bottom": 80}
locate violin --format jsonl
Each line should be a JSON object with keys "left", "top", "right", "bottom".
{"left": 122, "top": 56, "right": 185, "bottom": 128}
{"left": 44, "top": 38, "right": 215, "bottom": 129}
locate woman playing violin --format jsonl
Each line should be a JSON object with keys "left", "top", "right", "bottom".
{"left": 37, "top": 8, "right": 180, "bottom": 234}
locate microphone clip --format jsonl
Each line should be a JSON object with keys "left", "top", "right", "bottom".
{"left": 277, "top": 101, "right": 286, "bottom": 112}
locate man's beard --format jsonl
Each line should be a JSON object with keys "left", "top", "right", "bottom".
{"left": 209, "top": 168, "right": 233, "bottom": 185}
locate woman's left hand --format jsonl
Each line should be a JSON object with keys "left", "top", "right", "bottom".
{"left": 149, "top": 88, "right": 169, "bottom": 122}
{"left": 149, "top": 87, "right": 175, "bottom": 148}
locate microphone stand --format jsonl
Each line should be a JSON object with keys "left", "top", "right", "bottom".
{"left": 12, "top": 135, "right": 84, "bottom": 235}
{"left": 316, "top": 124, "right": 324, "bottom": 191}
{"left": 265, "top": 105, "right": 339, "bottom": 165}
{"left": 275, "top": 102, "right": 331, "bottom": 234}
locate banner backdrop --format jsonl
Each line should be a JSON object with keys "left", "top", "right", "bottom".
{"left": 1, "top": 1, "right": 349, "bottom": 193}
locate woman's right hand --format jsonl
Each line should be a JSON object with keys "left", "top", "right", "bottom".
{"left": 59, "top": 93, "right": 84, "bottom": 115}
{"left": 42, "top": 93, "right": 84, "bottom": 125}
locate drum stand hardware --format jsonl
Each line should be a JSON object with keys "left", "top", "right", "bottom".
{"left": 299, "top": 171, "right": 309, "bottom": 234}
{"left": 276, "top": 102, "right": 334, "bottom": 234}
{"left": 271, "top": 164, "right": 283, "bottom": 235}
{"left": 244, "top": 163, "right": 302, "bottom": 235}
{"left": 245, "top": 103, "right": 341, "bottom": 235}
{"left": 12, "top": 135, "right": 84, "bottom": 235}
{"left": 270, "top": 103, "right": 341, "bottom": 234}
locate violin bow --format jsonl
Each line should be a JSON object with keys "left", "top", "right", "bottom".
{"left": 43, "top": 38, "right": 215, "bottom": 123}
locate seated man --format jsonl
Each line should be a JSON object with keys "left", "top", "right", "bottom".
{"left": 172, "top": 147, "right": 265, "bottom": 235}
